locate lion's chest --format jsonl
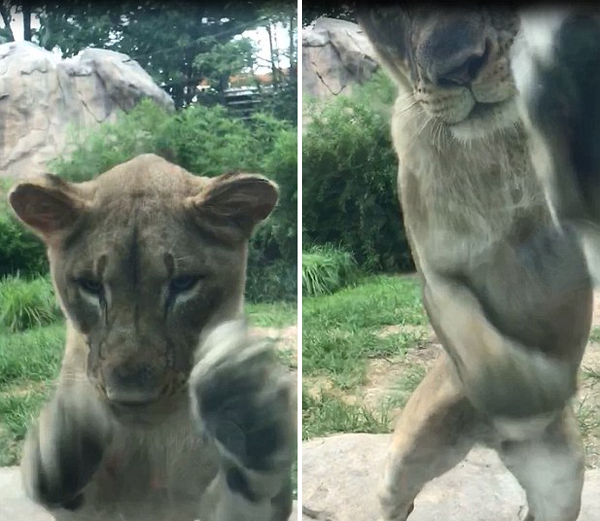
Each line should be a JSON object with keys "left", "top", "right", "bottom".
{"left": 52, "top": 422, "right": 218, "bottom": 521}
{"left": 400, "top": 130, "right": 550, "bottom": 272}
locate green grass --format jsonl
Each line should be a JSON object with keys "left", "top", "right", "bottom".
{"left": 0, "top": 385, "right": 52, "bottom": 466}
{"left": 302, "top": 245, "right": 359, "bottom": 297}
{"left": 303, "top": 274, "right": 426, "bottom": 387}
{"left": 302, "top": 389, "right": 392, "bottom": 440}
{"left": 0, "top": 276, "right": 61, "bottom": 332}
{"left": 302, "top": 274, "right": 427, "bottom": 438}
{"left": 0, "top": 324, "right": 65, "bottom": 389}
{"left": 246, "top": 301, "right": 297, "bottom": 328}
{"left": 0, "top": 323, "right": 64, "bottom": 465}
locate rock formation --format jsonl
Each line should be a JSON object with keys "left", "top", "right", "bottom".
{"left": 302, "top": 433, "right": 600, "bottom": 521}
{"left": 0, "top": 41, "right": 173, "bottom": 179}
{"left": 302, "top": 18, "right": 379, "bottom": 100}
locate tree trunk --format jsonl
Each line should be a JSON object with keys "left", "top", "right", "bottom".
{"left": 0, "top": 4, "right": 15, "bottom": 42}
{"left": 266, "top": 22, "right": 278, "bottom": 87}
{"left": 288, "top": 10, "right": 296, "bottom": 80}
{"left": 22, "top": 2, "right": 32, "bottom": 41}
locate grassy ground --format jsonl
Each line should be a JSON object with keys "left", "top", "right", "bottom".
{"left": 0, "top": 286, "right": 297, "bottom": 466}
{"left": 302, "top": 274, "right": 428, "bottom": 439}
{"left": 302, "top": 273, "right": 600, "bottom": 468}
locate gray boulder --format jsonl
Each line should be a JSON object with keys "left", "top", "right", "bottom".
{"left": 302, "top": 18, "right": 379, "bottom": 100}
{"left": 302, "top": 433, "right": 600, "bottom": 521}
{"left": 0, "top": 41, "right": 173, "bottom": 179}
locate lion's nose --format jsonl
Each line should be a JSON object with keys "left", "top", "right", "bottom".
{"left": 104, "top": 363, "right": 161, "bottom": 405}
{"left": 420, "top": 21, "right": 490, "bottom": 87}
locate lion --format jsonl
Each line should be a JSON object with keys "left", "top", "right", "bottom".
{"left": 356, "top": 6, "right": 599, "bottom": 521}
{"left": 7, "top": 153, "right": 296, "bottom": 521}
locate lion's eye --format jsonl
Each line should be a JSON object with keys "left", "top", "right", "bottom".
{"left": 78, "top": 278, "right": 103, "bottom": 294}
{"left": 170, "top": 275, "right": 202, "bottom": 293}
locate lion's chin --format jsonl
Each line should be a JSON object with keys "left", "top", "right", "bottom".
{"left": 448, "top": 97, "right": 521, "bottom": 142}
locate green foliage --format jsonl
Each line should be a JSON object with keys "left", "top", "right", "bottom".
{"left": 0, "top": 276, "right": 62, "bottom": 332}
{"left": 34, "top": 1, "right": 298, "bottom": 115}
{"left": 0, "top": 213, "right": 48, "bottom": 279}
{"left": 302, "top": 245, "right": 358, "bottom": 297}
{"left": 0, "top": 180, "right": 48, "bottom": 278}
{"left": 194, "top": 36, "right": 257, "bottom": 89}
{"left": 246, "top": 124, "right": 298, "bottom": 302}
{"left": 48, "top": 100, "right": 297, "bottom": 302}
{"left": 302, "top": 71, "right": 413, "bottom": 272}
{"left": 36, "top": 2, "right": 263, "bottom": 108}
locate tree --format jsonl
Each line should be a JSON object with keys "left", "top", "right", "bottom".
{"left": 0, "top": 3, "right": 15, "bottom": 43}
{"left": 2, "top": 1, "right": 298, "bottom": 121}
{"left": 257, "top": 1, "right": 298, "bottom": 123}
{"left": 0, "top": 1, "right": 39, "bottom": 42}
{"left": 35, "top": 1, "right": 262, "bottom": 108}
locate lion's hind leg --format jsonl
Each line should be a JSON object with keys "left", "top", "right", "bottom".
{"left": 497, "top": 407, "right": 585, "bottom": 521}
{"left": 379, "top": 355, "right": 479, "bottom": 521}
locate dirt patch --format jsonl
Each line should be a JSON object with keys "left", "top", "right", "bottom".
{"left": 362, "top": 342, "right": 440, "bottom": 410}
{"left": 376, "top": 324, "right": 435, "bottom": 343}
{"left": 252, "top": 325, "right": 298, "bottom": 365}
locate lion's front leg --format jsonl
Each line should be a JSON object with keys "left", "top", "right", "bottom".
{"left": 189, "top": 320, "right": 296, "bottom": 521}
{"left": 21, "top": 382, "right": 113, "bottom": 513}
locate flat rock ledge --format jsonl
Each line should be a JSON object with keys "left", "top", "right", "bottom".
{"left": 302, "top": 433, "right": 600, "bottom": 521}
{"left": 0, "top": 466, "right": 298, "bottom": 520}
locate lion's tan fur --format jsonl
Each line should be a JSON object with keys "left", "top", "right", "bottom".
{"left": 357, "top": 7, "right": 593, "bottom": 521}
{"left": 10, "top": 154, "right": 293, "bottom": 521}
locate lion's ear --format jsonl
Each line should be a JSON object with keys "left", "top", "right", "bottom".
{"left": 8, "top": 175, "right": 86, "bottom": 241}
{"left": 187, "top": 173, "right": 279, "bottom": 242}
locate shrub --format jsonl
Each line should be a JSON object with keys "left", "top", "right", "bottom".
{"left": 47, "top": 100, "right": 297, "bottom": 302}
{"left": 247, "top": 127, "right": 298, "bottom": 302}
{"left": 302, "top": 245, "right": 358, "bottom": 297}
{"left": 302, "top": 71, "right": 413, "bottom": 272}
{"left": 0, "top": 276, "right": 61, "bottom": 332}
{"left": 0, "top": 181, "right": 48, "bottom": 278}
{"left": 0, "top": 213, "right": 48, "bottom": 279}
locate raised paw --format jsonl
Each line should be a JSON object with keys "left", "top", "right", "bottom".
{"left": 21, "top": 389, "right": 113, "bottom": 510}
{"left": 189, "top": 319, "right": 295, "bottom": 482}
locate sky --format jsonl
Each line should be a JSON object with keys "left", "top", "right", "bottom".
{"left": 9, "top": 11, "right": 292, "bottom": 74}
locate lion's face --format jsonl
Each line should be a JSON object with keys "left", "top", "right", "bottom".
{"left": 9, "top": 154, "right": 277, "bottom": 425}
{"left": 357, "top": 6, "right": 522, "bottom": 140}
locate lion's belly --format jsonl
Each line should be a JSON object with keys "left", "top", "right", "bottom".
{"left": 466, "top": 223, "right": 592, "bottom": 361}
{"left": 421, "top": 218, "right": 592, "bottom": 362}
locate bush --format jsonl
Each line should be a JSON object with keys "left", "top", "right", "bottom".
{"left": 0, "top": 181, "right": 48, "bottom": 279}
{"left": 7, "top": 100, "right": 298, "bottom": 303}
{"left": 302, "top": 245, "right": 358, "bottom": 297}
{"left": 247, "top": 127, "right": 298, "bottom": 302}
{"left": 0, "top": 276, "right": 61, "bottom": 332}
{"left": 0, "top": 213, "right": 48, "bottom": 279}
{"left": 302, "top": 71, "right": 413, "bottom": 272}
